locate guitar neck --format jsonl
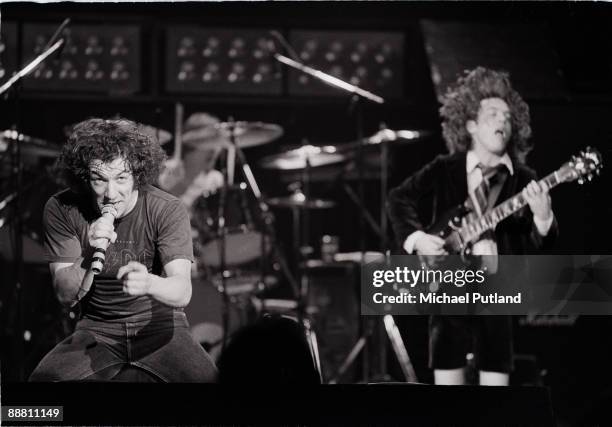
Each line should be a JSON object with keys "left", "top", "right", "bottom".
{"left": 461, "top": 171, "right": 561, "bottom": 242}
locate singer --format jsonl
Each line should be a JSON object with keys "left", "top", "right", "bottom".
{"left": 29, "top": 118, "right": 217, "bottom": 382}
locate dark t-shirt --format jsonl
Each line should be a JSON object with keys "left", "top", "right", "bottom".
{"left": 43, "top": 185, "right": 194, "bottom": 322}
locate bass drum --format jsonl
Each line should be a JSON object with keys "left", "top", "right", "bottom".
{"left": 191, "top": 183, "right": 270, "bottom": 268}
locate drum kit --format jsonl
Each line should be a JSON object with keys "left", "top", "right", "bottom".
{"left": 166, "top": 110, "right": 431, "bottom": 381}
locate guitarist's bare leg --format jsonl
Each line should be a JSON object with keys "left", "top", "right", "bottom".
{"left": 479, "top": 370, "right": 509, "bottom": 386}
{"left": 434, "top": 368, "right": 465, "bottom": 385}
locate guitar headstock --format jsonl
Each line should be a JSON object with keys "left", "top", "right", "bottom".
{"left": 557, "top": 147, "right": 603, "bottom": 185}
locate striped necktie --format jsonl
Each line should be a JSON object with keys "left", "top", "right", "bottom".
{"left": 473, "top": 163, "right": 506, "bottom": 216}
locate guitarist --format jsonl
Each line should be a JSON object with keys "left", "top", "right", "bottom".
{"left": 387, "top": 67, "right": 557, "bottom": 385}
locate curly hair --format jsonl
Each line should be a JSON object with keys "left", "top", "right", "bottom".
{"left": 439, "top": 67, "right": 532, "bottom": 163}
{"left": 59, "top": 118, "right": 167, "bottom": 193}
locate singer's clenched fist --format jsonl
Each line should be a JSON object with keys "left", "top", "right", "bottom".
{"left": 88, "top": 216, "right": 118, "bottom": 249}
{"left": 117, "top": 261, "right": 152, "bottom": 296}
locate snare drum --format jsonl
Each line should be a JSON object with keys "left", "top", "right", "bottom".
{"left": 191, "top": 183, "right": 269, "bottom": 267}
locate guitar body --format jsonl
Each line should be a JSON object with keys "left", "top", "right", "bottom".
{"left": 427, "top": 203, "right": 472, "bottom": 256}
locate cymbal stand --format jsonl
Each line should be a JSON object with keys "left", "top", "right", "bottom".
{"left": 224, "top": 119, "right": 300, "bottom": 301}
{"left": 379, "top": 124, "right": 391, "bottom": 252}
{"left": 297, "top": 139, "right": 314, "bottom": 323}
{"left": 217, "top": 119, "right": 232, "bottom": 351}
{"left": 273, "top": 51, "right": 410, "bottom": 383}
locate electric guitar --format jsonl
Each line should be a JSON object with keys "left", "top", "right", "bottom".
{"left": 427, "top": 147, "right": 603, "bottom": 262}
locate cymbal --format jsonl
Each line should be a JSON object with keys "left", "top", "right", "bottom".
{"left": 184, "top": 112, "right": 220, "bottom": 132}
{"left": 0, "top": 130, "right": 60, "bottom": 158}
{"left": 183, "top": 121, "right": 283, "bottom": 150}
{"left": 364, "top": 128, "right": 433, "bottom": 145}
{"left": 259, "top": 144, "right": 346, "bottom": 170}
{"left": 337, "top": 128, "right": 433, "bottom": 153}
{"left": 138, "top": 124, "right": 172, "bottom": 145}
{"left": 266, "top": 191, "right": 335, "bottom": 209}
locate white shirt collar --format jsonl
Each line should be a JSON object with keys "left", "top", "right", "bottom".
{"left": 466, "top": 150, "right": 514, "bottom": 176}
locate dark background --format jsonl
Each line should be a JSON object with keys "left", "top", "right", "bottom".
{"left": 0, "top": 2, "right": 611, "bottom": 426}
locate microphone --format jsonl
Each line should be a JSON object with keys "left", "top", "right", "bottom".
{"left": 90, "top": 204, "right": 117, "bottom": 275}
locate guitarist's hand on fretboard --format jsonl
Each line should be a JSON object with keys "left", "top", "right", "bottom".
{"left": 521, "top": 179, "right": 553, "bottom": 223}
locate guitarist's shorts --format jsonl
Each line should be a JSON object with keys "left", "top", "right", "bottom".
{"left": 429, "top": 315, "right": 512, "bottom": 373}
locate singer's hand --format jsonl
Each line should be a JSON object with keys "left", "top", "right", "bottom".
{"left": 88, "top": 216, "right": 117, "bottom": 249}
{"left": 117, "top": 261, "right": 152, "bottom": 296}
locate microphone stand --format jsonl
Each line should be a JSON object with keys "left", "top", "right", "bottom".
{"left": 228, "top": 123, "right": 301, "bottom": 300}
{"left": 0, "top": 34, "right": 65, "bottom": 381}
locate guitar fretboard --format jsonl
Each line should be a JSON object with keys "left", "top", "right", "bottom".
{"left": 460, "top": 171, "right": 561, "bottom": 242}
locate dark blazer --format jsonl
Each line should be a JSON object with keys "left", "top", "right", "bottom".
{"left": 387, "top": 151, "right": 558, "bottom": 255}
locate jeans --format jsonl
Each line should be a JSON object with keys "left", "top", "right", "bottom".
{"left": 29, "top": 311, "right": 217, "bottom": 382}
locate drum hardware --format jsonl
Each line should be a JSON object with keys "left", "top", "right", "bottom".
{"left": 0, "top": 130, "right": 60, "bottom": 159}
{"left": 182, "top": 121, "right": 283, "bottom": 150}
{"left": 337, "top": 128, "right": 433, "bottom": 152}
{"left": 210, "top": 271, "right": 278, "bottom": 297}
{"left": 326, "top": 126, "right": 430, "bottom": 383}
{"left": 259, "top": 144, "right": 347, "bottom": 171}
{"left": 158, "top": 103, "right": 186, "bottom": 191}
{"left": 138, "top": 124, "right": 172, "bottom": 146}
{"left": 266, "top": 192, "right": 336, "bottom": 209}
{"left": 276, "top": 45, "right": 423, "bottom": 382}
{"left": 266, "top": 181, "right": 336, "bottom": 299}
{"left": 272, "top": 49, "right": 408, "bottom": 382}
{"left": 327, "top": 313, "right": 418, "bottom": 384}
{"left": 192, "top": 182, "right": 270, "bottom": 268}
{"left": 209, "top": 117, "right": 298, "bottom": 352}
